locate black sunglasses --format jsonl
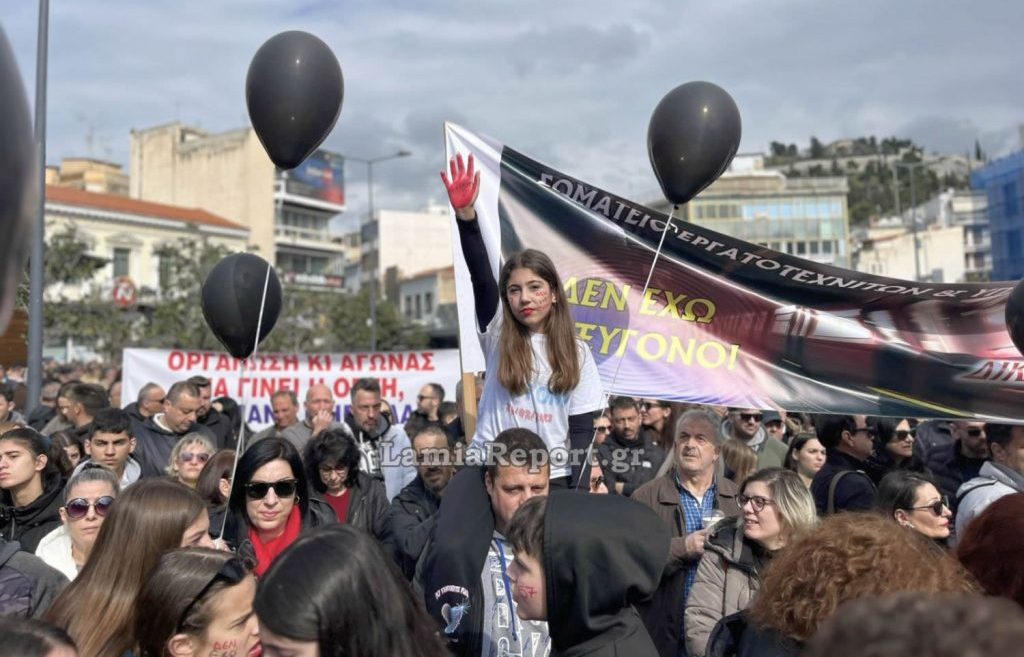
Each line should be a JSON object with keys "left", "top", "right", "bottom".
{"left": 175, "top": 557, "right": 249, "bottom": 632}
{"left": 740, "top": 413, "right": 763, "bottom": 423}
{"left": 893, "top": 429, "right": 916, "bottom": 442}
{"left": 909, "top": 496, "right": 950, "bottom": 516}
{"left": 965, "top": 428, "right": 985, "bottom": 438}
{"left": 244, "top": 479, "right": 298, "bottom": 500}
{"left": 64, "top": 496, "right": 115, "bottom": 520}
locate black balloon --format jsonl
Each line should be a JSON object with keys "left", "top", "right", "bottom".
{"left": 201, "top": 254, "right": 283, "bottom": 359}
{"left": 1005, "top": 279, "right": 1024, "bottom": 357}
{"left": 647, "top": 81, "right": 742, "bottom": 206}
{"left": 246, "top": 31, "right": 343, "bottom": 170}
{"left": 0, "top": 27, "right": 38, "bottom": 334}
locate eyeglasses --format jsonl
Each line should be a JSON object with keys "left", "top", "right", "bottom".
{"left": 64, "top": 496, "right": 115, "bottom": 520}
{"left": 594, "top": 426, "right": 610, "bottom": 433}
{"left": 417, "top": 395, "right": 437, "bottom": 401}
{"left": 318, "top": 464, "right": 348, "bottom": 475}
{"left": 738, "top": 494, "right": 776, "bottom": 513}
{"left": 909, "top": 497, "right": 950, "bottom": 516}
{"left": 965, "top": 428, "right": 985, "bottom": 438}
{"left": 178, "top": 451, "right": 211, "bottom": 464}
{"left": 853, "top": 427, "right": 877, "bottom": 438}
{"left": 893, "top": 429, "right": 915, "bottom": 442}
{"left": 175, "top": 557, "right": 249, "bottom": 632}
{"left": 244, "top": 479, "right": 298, "bottom": 500}
{"left": 740, "top": 413, "right": 762, "bottom": 423}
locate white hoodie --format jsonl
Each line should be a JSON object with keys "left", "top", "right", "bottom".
{"left": 34, "top": 525, "right": 78, "bottom": 581}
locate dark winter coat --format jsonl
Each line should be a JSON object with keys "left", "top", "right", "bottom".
{"left": 344, "top": 471, "right": 389, "bottom": 539}
{"left": 132, "top": 415, "right": 218, "bottom": 478}
{"left": 382, "top": 474, "right": 442, "bottom": 579}
{"left": 597, "top": 430, "right": 666, "bottom": 497}
{"left": 544, "top": 491, "right": 669, "bottom": 657}
{"left": 0, "top": 538, "right": 69, "bottom": 618}
{"left": 0, "top": 470, "right": 64, "bottom": 553}
{"left": 706, "top": 612, "right": 802, "bottom": 657}
{"left": 631, "top": 473, "right": 741, "bottom": 657}
{"left": 810, "top": 450, "right": 876, "bottom": 515}
{"left": 924, "top": 438, "right": 987, "bottom": 513}
{"left": 223, "top": 496, "right": 338, "bottom": 570}
{"left": 199, "top": 407, "right": 235, "bottom": 449}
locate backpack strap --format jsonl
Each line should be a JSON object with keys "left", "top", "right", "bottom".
{"left": 956, "top": 478, "right": 998, "bottom": 505}
{"left": 827, "top": 470, "right": 874, "bottom": 514}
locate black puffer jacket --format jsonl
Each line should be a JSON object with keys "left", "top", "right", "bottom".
{"left": 0, "top": 470, "right": 64, "bottom": 553}
{"left": 545, "top": 491, "right": 669, "bottom": 657}
{"left": 344, "top": 471, "right": 389, "bottom": 539}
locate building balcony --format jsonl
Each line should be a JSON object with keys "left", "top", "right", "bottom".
{"left": 274, "top": 226, "right": 348, "bottom": 254}
{"left": 278, "top": 270, "right": 345, "bottom": 289}
{"left": 273, "top": 180, "right": 345, "bottom": 214}
{"left": 964, "top": 238, "right": 991, "bottom": 254}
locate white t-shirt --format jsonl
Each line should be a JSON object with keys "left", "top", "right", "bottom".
{"left": 472, "top": 319, "right": 604, "bottom": 479}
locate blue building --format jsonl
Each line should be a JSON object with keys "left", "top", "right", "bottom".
{"left": 971, "top": 150, "right": 1024, "bottom": 281}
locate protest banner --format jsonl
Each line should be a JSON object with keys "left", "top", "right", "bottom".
{"left": 445, "top": 123, "right": 1022, "bottom": 420}
{"left": 122, "top": 348, "right": 461, "bottom": 431}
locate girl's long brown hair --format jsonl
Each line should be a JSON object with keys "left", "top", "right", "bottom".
{"left": 45, "top": 479, "right": 206, "bottom": 657}
{"left": 497, "top": 249, "right": 580, "bottom": 396}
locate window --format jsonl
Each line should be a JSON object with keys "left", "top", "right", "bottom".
{"left": 405, "top": 295, "right": 413, "bottom": 318}
{"left": 1004, "top": 183, "right": 1020, "bottom": 218}
{"left": 158, "top": 256, "right": 172, "bottom": 289}
{"left": 113, "top": 248, "right": 130, "bottom": 278}
{"left": 796, "top": 242, "right": 807, "bottom": 256}
{"left": 425, "top": 291, "right": 433, "bottom": 314}
{"left": 810, "top": 242, "right": 819, "bottom": 255}
{"left": 415, "top": 295, "right": 422, "bottom": 320}
{"left": 822, "top": 240, "right": 833, "bottom": 254}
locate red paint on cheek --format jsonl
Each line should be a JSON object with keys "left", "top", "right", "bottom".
{"left": 520, "top": 585, "right": 538, "bottom": 599}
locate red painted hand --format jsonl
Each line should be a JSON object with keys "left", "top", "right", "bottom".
{"left": 440, "top": 152, "right": 481, "bottom": 218}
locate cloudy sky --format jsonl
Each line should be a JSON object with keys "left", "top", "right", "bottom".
{"left": 4, "top": 0, "right": 1023, "bottom": 228}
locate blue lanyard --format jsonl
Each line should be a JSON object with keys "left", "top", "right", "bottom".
{"left": 494, "top": 537, "right": 519, "bottom": 642}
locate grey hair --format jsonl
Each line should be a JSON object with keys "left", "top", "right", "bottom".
{"left": 675, "top": 408, "right": 724, "bottom": 447}
{"left": 63, "top": 464, "right": 121, "bottom": 502}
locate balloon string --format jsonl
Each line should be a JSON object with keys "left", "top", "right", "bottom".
{"left": 574, "top": 204, "right": 678, "bottom": 489}
{"left": 218, "top": 260, "right": 274, "bottom": 542}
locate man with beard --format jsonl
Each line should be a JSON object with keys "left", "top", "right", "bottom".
{"left": 405, "top": 383, "right": 445, "bottom": 439}
{"left": 343, "top": 378, "right": 415, "bottom": 500}
{"left": 383, "top": 426, "right": 457, "bottom": 579}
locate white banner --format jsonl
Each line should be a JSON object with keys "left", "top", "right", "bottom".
{"left": 122, "top": 348, "right": 462, "bottom": 431}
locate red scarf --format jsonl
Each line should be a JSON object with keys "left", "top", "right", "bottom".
{"left": 249, "top": 506, "right": 302, "bottom": 577}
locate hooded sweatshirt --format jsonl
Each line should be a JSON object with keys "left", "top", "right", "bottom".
{"left": 0, "top": 470, "right": 64, "bottom": 553}
{"left": 544, "top": 491, "right": 670, "bottom": 657}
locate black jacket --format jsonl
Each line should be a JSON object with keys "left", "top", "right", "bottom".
{"left": 810, "top": 450, "right": 876, "bottom": 515}
{"left": 597, "top": 431, "right": 666, "bottom": 497}
{"left": 0, "top": 471, "right": 64, "bottom": 553}
{"left": 383, "top": 475, "right": 442, "bottom": 579}
{"left": 223, "top": 496, "right": 338, "bottom": 569}
{"left": 199, "top": 407, "right": 235, "bottom": 449}
{"left": 420, "top": 467, "right": 495, "bottom": 657}
{"left": 924, "top": 439, "right": 986, "bottom": 512}
{"left": 545, "top": 491, "right": 669, "bottom": 657}
{"left": 706, "top": 612, "right": 801, "bottom": 657}
{"left": 404, "top": 411, "right": 443, "bottom": 441}
{"left": 132, "top": 415, "right": 218, "bottom": 478}
{"left": 345, "top": 471, "right": 389, "bottom": 539}
{"left": 26, "top": 405, "right": 55, "bottom": 433}
{"left": 0, "top": 538, "right": 69, "bottom": 618}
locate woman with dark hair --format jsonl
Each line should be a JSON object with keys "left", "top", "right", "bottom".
{"left": 196, "top": 449, "right": 235, "bottom": 538}
{"left": 784, "top": 433, "right": 826, "bottom": 488}
{"left": 875, "top": 470, "right": 952, "bottom": 545}
{"left": 957, "top": 493, "right": 1024, "bottom": 608}
{"left": 50, "top": 431, "right": 83, "bottom": 476}
{"left": 135, "top": 548, "right": 260, "bottom": 657}
{"left": 224, "top": 437, "right": 335, "bottom": 576}
{"left": 0, "top": 427, "right": 65, "bottom": 552}
{"left": 441, "top": 153, "right": 604, "bottom": 488}
{"left": 0, "top": 616, "right": 77, "bottom": 656}
{"left": 710, "top": 513, "right": 977, "bottom": 656}
{"left": 304, "top": 428, "right": 388, "bottom": 538}
{"left": 640, "top": 399, "right": 674, "bottom": 449}
{"left": 865, "top": 417, "right": 927, "bottom": 484}
{"left": 45, "top": 478, "right": 214, "bottom": 657}
{"left": 255, "top": 524, "right": 447, "bottom": 657}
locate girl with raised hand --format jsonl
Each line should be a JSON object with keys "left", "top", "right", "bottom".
{"left": 441, "top": 153, "right": 604, "bottom": 488}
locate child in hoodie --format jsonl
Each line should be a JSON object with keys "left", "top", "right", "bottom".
{"left": 506, "top": 491, "right": 670, "bottom": 657}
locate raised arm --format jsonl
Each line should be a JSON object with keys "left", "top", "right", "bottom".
{"left": 441, "top": 153, "right": 498, "bottom": 332}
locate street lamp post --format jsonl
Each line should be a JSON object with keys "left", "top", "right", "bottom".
{"left": 345, "top": 150, "right": 411, "bottom": 352}
{"left": 894, "top": 161, "right": 928, "bottom": 282}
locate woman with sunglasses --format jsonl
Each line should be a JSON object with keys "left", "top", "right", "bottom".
{"left": 0, "top": 427, "right": 65, "bottom": 553}
{"left": 876, "top": 470, "right": 952, "bottom": 546}
{"left": 224, "top": 437, "right": 336, "bottom": 577}
{"left": 135, "top": 548, "right": 261, "bottom": 657}
{"left": 46, "top": 478, "right": 216, "bottom": 657}
{"left": 685, "top": 468, "right": 817, "bottom": 657}
{"left": 865, "top": 417, "right": 929, "bottom": 485}
{"left": 35, "top": 464, "right": 119, "bottom": 581}
{"left": 304, "top": 428, "right": 388, "bottom": 538}
{"left": 256, "top": 524, "right": 447, "bottom": 657}
{"left": 167, "top": 433, "right": 216, "bottom": 489}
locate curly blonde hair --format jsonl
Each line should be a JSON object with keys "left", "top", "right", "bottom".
{"left": 748, "top": 513, "right": 978, "bottom": 641}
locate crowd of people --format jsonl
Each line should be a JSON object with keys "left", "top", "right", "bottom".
{"left": 0, "top": 157, "right": 1020, "bottom": 656}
